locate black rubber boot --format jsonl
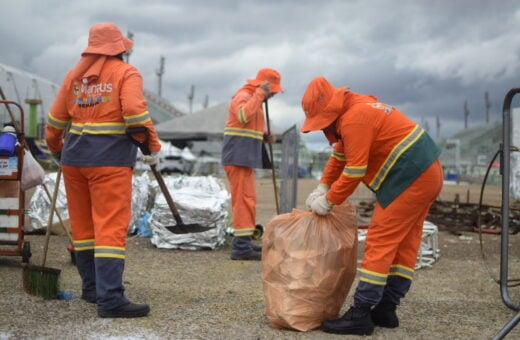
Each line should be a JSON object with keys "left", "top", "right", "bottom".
{"left": 230, "top": 236, "right": 261, "bottom": 261}
{"left": 371, "top": 302, "right": 399, "bottom": 328}
{"left": 321, "top": 305, "right": 374, "bottom": 335}
{"left": 98, "top": 302, "right": 150, "bottom": 318}
{"left": 81, "top": 291, "right": 97, "bottom": 303}
{"left": 75, "top": 249, "right": 97, "bottom": 303}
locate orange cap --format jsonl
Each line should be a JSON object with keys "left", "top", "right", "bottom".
{"left": 300, "top": 76, "right": 348, "bottom": 133}
{"left": 246, "top": 68, "right": 283, "bottom": 93}
{"left": 82, "top": 23, "right": 133, "bottom": 56}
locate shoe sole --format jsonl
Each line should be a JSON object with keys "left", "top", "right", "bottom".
{"left": 321, "top": 325, "right": 374, "bottom": 335}
{"left": 98, "top": 311, "right": 150, "bottom": 318}
{"left": 230, "top": 251, "right": 261, "bottom": 261}
{"left": 373, "top": 321, "right": 399, "bottom": 328}
{"left": 230, "top": 256, "right": 261, "bottom": 261}
{"left": 81, "top": 297, "right": 97, "bottom": 303}
{"left": 98, "top": 307, "right": 150, "bottom": 318}
{"left": 371, "top": 313, "right": 399, "bottom": 328}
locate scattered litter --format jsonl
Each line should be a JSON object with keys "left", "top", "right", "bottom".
{"left": 56, "top": 291, "right": 76, "bottom": 300}
{"left": 459, "top": 235, "right": 473, "bottom": 241}
{"left": 358, "top": 221, "right": 441, "bottom": 269}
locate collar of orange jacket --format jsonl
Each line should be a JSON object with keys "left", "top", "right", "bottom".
{"left": 70, "top": 55, "right": 109, "bottom": 84}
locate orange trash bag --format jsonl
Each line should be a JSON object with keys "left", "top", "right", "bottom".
{"left": 261, "top": 201, "right": 358, "bottom": 332}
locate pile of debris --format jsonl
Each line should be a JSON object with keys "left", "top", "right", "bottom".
{"left": 355, "top": 197, "right": 520, "bottom": 234}
{"left": 428, "top": 199, "right": 520, "bottom": 234}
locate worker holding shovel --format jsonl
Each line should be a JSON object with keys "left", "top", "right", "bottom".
{"left": 222, "top": 68, "right": 283, "bottom": 260}
{"left": 45, "top": 22, "right": 161, "bottom": 318}
{"left": 301, "top": 76, "right": 443, "bottom": 335}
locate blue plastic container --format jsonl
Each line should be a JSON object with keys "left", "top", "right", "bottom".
{"left": 0, "top": 132, "right": 17, "bottom": 156}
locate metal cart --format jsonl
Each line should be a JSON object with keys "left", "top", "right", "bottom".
{"left": 0, "top": 100, "right": 31, "bottom": 263}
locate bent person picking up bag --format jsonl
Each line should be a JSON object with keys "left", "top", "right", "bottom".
{"left": 300, "top": 76, "right": 443, "bottom": 335}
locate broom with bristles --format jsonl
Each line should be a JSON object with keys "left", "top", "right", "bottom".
{"left": 22, "top": 167, "right": 62, "bottom": 299}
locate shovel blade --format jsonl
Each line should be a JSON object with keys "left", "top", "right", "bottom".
{"left": 164, "top": 223, "right": 213, "bottom": 234}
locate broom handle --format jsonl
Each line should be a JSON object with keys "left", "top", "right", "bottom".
{"left": 41, "top": 167, "right": 61, "bottom": 267}
{"left": 264, "top": 100, "right": 280, "bottom": 215}
{"left": 41, "top": 183, "right": 73, "bottom": 244}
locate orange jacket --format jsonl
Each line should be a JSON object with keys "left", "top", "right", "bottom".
{"left": 46, "top": 55, "right": 161, "bottom": 167}
{"left": 322, "top": 92, "right": 441, "bottom": 207}
{"left": 221, "top": 85, "right": 269, "bottom": 168}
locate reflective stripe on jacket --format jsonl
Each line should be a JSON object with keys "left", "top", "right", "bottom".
{"left": 45, "top": 57, "right": 161, "bottom": 167}
{"left": 324, "top": 96, "right": 441, "bottom": 207}
{"left": 221, "top": 85, "right": 268, "bottom": 169}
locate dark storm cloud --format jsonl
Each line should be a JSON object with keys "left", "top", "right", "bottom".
{"left": 1, "top": 0, "right": 519, "bottom": 150}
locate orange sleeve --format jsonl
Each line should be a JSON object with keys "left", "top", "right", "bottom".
{"left": 45, "top": 74, "right": 72, "bottom": 153}
{"left": 45, "top": 125, "right": 64, "bottom": 153}
{"left": 230, "top": 87, "right": 267, "bottom": 126}
{"left": 121, "top": 67, "right": 161, "bottom": 153}
{"left": 326, "top": 107, "right": 375, "bottom": 205}
{"left": 320, "top": 140, "right": 346, "bottom": 186}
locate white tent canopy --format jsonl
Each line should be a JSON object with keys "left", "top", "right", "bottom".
{"left": 155, "top": 103, "right": 229, "bottom": 141}
{"left": 154, "top": 102, "right": 283, "bottom": 143}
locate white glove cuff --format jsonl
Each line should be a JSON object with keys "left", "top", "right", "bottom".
{"left": 317, "top": 183, "right": 329, "bottom": 193}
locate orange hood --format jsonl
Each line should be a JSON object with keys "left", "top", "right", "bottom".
{"left": 300, "top": 77, "right": 348, "bottom": 133}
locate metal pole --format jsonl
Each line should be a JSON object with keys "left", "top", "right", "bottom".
{"left": 24, "top": 98, "right": 41, "bottom": 138}
{"left": 493, "top": 87, "right": 520, "bottom": 339}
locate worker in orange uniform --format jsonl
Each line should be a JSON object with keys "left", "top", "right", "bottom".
{"left": 302, "top": 77, "right": 443, "bottom": 335}
{"left": 222, "top": 68, "right": 283, "bottom": 260}
{"left": 45, "top": 23, "right": 161, "bottom": 318}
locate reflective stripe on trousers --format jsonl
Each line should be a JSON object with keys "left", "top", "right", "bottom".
{"left": 355, "top": 159, "right": 443, "bottom": 306}
{"left": 224, "top": 165, "right": 256, "bottom": 237}
{"left": 62, "top": 165, "right": 133, "bottom": 310}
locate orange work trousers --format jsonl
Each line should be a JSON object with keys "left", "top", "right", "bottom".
{"left": 224, "top": 165, "right": 256, "bottom": 237}
{"left": 61, "top": 165, "right": 132, "bottom": 247}
{"left": 361, "top": 159, "right": 444, "bottom": 275}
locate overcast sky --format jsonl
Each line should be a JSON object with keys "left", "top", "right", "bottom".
{"left": 1, "top": 0, "right": 519, "bottom": 151}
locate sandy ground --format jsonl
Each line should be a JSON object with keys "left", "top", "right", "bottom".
{"left": 1, "top": 178, "right": 520, "bottom": 339}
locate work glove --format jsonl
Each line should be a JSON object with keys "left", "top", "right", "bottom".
{"left": 311, "top": 195, "right": 333, "bottom": 216}
{"left": 305, "top": 183, "right": 329, "bottom": 209}
{"left": 142, "top": 152, "right": 160, "bottom": 166}
{"left": 260, "top": 80, "right": 274, "bottom": 98}
{"left": 263, "top": 132, "right": 275, "bottom": 144}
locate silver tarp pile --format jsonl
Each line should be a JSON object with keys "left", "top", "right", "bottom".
{"left": 28, "top": 172, "right": 150, "bottom": 234}
{"left": 148, "top": 175, "right": 229, "bottom": 250}
{"left": 130, "top": 172, "right": 153, "bottom": 234}
{"left": 27, "top": 172, "right": 68, "bottom": 232}
{"left": 28, "top": 172, "right": 229, "bottom": 250}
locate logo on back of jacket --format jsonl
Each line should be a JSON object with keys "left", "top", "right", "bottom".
{"left": 73, "top": 81, "right": 113, "bottom": 108}
{"left": 367, "top": 102, "right": 393, "bottom": 114}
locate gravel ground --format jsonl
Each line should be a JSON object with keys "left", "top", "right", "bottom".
{"left": 1, "top": 179, "right": 520, "bottom": 339}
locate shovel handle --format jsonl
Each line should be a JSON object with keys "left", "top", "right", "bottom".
{"left": 126, "top": 126, "right": 151, "bottom": 155}
{"left": 126, "top": 126, "right": 185, "bottom": 226}
{"left": 149, "top": 164, "right": 184, "bottom": 226}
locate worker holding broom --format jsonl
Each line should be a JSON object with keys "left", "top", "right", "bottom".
{"left": 222, "top": 68, "right": 283, "bottom": 261}
{"left": 301, "top": 76, "right": 443, "bottom": 335}
{"left": 45, "top": 22, "right": 161, "bottom": 318}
